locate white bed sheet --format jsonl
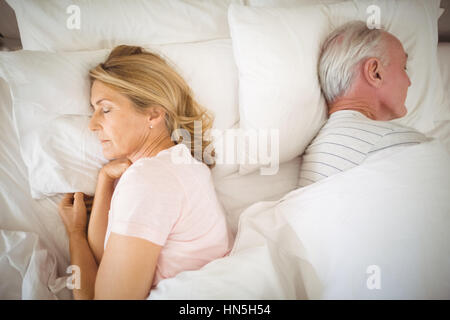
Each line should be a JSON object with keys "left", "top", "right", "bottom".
{"left": 0, "top": 43, "right": 449, "bottom": 299}
{"left": 0, "top": 77, "right": 72, "bottom": 298}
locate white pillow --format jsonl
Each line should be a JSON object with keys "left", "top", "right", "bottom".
{"left": 0, "top": 40, "right": 240, "bottom": 198}
{"left": 6, "top": 0, "right": 244, "bottom": 51}
{"left": 229, "top": 0, "right": 446, "bottom": 175}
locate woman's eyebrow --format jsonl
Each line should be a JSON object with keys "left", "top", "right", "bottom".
{"left": 90, "top": 98, "right": 109, "bottom": 109}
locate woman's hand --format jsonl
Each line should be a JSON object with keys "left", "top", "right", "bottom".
{"left": 58, "top": 192, "right": 88, "bottom": 236}
{"left": 101, "top": 158, "right": 132, "bottom": 180}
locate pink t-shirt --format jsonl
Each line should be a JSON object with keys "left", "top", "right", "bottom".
{"left": 104, "top": 143, "right": 233, "bottom": 287}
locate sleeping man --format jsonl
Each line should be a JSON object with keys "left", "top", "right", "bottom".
{"left": 298, "top": 21, "right": 430, "bottom": 187}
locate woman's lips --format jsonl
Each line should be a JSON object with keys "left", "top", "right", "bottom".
{"left": 101, "top": 140, "right": 110, "bottom": 143}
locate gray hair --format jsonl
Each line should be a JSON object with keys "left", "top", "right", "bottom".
{"left": 318, "top": 21, "right": 389, "bottom": 104}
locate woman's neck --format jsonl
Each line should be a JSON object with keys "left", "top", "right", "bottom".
{"left": 128, "top": 130, "right": 175, "bottom": 163}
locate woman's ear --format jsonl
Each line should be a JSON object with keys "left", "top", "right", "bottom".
{"left": 147, "top": 106, "right": 167, "bottom": 127}
{"left": 363, "top": 58, "right": 383, "bottom": 88}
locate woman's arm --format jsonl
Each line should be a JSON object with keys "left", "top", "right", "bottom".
{"left": 95, "top": 232, "right": 161, "bottom": 299}
{"left": 88, "top": 158, "right": 132, "bottom": 265}
{"left": 69, "top": 231, "right": 99, "bottom": 300}
{"left": 59, "top": 192, "right": 98, "bottom": 300}
{"left": 87, "top": 170, "right": 115, "bottom": 265}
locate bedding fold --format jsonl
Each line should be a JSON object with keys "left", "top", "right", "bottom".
{"left": 150, "top": 139, "right": 450, "bottom": 299}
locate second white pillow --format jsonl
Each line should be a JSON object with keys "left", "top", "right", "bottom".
{"left": 229, "top": 0, "right": 446, "bottom": 175}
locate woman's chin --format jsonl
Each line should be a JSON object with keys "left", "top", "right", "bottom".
{"left": 102, "top": 148, "right": 125, "bottom": 161}
{"left": 101, "top": 149, "right": 116, "bottom": 161}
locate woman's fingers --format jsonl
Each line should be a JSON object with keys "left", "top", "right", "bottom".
{"left": 73, "top": 192, "right": 86, "bottom": 210}
{"left": 59, "top": 193, "right": 74, "bottom": 209}
{"left": 59, "top": 192, "right": 94, "bottom": 212}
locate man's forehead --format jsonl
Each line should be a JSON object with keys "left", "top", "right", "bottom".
{"left": 382, "top": 31, "right": 407, "bottom": 57}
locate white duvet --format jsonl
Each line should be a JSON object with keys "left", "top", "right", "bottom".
{"left": 152, "top": 139, "right": 450, "bottom": 299}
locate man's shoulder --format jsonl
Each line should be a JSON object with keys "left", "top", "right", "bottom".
{"left": 378, "top": 120, "right": 428, "bottom": 139}
{"left": 370, "top": 121, "right": 429, "bottom": 153}
{"left": 318, "top": 111, "right": 394, "bottom": 141}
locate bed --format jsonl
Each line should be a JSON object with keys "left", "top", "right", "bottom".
{"left": 0, "top": 0, "right": 449, "bottom": 299}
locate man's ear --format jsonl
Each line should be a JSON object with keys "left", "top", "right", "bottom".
{"left": 363, "top": 58, "right": 383, "bottom": 88}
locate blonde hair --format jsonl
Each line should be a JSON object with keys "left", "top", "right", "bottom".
{"left": 89, "top": 45, "right": 215, "bottom": 168}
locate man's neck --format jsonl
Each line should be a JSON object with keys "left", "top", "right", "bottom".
{"left": 328, "top": 97, "right": 378, "bottom": 120}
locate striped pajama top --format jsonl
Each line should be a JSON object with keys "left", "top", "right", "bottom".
{"left": 298, "top": 110, "right": 430, "bottom": 187}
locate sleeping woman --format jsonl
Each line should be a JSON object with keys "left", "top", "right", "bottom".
{"left": 57, "top": 45, "right": 233, "bottom": 300}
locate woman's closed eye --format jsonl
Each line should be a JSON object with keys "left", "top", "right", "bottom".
{"left": 100, "top": 104, "right": 112, "bottom": 113}
{"left": 89, "top": 104, "right": 110, "bottom": 115}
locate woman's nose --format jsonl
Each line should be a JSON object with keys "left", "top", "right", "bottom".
{"left": 88, "top": 112, "right": 100, "bottom": 131}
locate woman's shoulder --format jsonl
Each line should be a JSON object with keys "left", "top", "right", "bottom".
{"left": 117, "top": 143, "right": 211, "bottom": 191}
{"left": 153, "top": 143, "right": 211, "bottom": 176}
{"left": 116, "top": 155, "right": 181, "bottom": 190}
